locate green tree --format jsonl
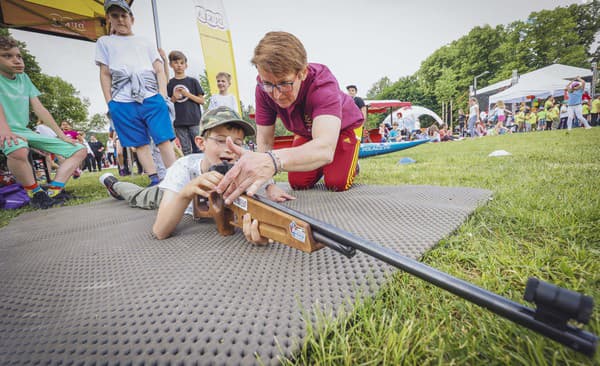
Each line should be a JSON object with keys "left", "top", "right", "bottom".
{"left": 368, "top": 2, "right": 599, "bottom": 122}
{"left": 1, "top": 28, "right": 90, "bottom": 127}
{"left": 198, "top": 69, "right": 211, "bottom": 110}
{"left": 367, "top": 77, "right": 391, "bottom": 99}
{"left": 79, "top": 113, "right": 109, "bottom": 134}
{"left": 34, "top": 74, "right": 89, "bottom": 127}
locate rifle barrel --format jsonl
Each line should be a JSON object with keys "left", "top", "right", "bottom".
{"left": 253, "top": 195, "right": 598, "bottom": 356}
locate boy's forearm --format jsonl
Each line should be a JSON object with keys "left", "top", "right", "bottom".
{"left": 187, "top": 93, "right": 205, "bottom": 105}
{"left": 152, "top": 192, "right": 191, "bottom": 239}
{"left": 153, "top": 60, "right": 168, "bottom": 98}
{"left": 30, "top": 97, "right": 65, "bottom": 137}
{"left": 99, "top": 66, "right": 113, "bottom": 103}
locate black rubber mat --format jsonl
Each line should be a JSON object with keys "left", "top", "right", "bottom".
{"left": 0, "top": 184, "right": 491, "bottom": 365}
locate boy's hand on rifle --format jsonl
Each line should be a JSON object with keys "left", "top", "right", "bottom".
{"left": 180, "top": 171, "right": 223, "bottom": 201}
{"left": 242, "top": 213, "right": 272, "bottom": 246}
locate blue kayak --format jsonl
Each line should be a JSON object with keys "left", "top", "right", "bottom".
{"left": 359, "top": 139, "right": 429, "bottom": 158}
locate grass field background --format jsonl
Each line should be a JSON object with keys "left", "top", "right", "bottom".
{"left": 1, "top": 128, "right": 598, "bottom": 365}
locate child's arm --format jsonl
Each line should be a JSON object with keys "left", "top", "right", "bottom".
{"left": 30, "top": 97, "right": 75, "bottom": 145}
{"left": 153, "top": 60, "right": 168, "bottom": 98}
{"left": 152, "top": 171, "right": 223, "bottom": 239}
{"left": 99, "top": 64, "right": 112, "bottom": 103}
{"left": 158, "top": 48, "right": 169, "bottom": 80}
{"left": 0, "top": 104, "right": 23, "bottom": 147}
{"left": 179, "top": 87, "right": 205, "bottom": 106}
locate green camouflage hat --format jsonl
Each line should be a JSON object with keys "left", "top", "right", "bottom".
{"left": 199, "top": 106, "right": 256, "bottom": 137}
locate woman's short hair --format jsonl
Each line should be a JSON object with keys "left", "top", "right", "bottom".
{"left": 251, "top": 31, "right": 307, "bottom": 77}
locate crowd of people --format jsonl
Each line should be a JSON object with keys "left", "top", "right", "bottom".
{"left": 455, "top": 77, "right": 596, "bottom": 139}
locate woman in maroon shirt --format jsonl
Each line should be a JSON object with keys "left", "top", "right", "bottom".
{"left": 217, "top": 31, "right": 364, "bottom": 207}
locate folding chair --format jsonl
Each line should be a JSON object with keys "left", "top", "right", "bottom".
{"left": 29, "top": 150, "right": 51, "bottom": 185}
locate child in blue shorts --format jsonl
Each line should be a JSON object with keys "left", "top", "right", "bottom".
{"left": 0, "top": 35, "right": 87, "bottom": 209}
{"left": 96, "top": 0, "right": 176, "bottom": 186}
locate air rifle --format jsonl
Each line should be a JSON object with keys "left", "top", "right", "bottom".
{"left": 193, "top": 162, "right": 598, "bottom": 357}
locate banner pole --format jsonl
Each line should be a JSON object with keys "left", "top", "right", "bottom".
{"left": 151, "top": 0, "right": 162, "bottom": 49}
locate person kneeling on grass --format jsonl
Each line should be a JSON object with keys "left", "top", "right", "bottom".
{"left": 99, "top": 106, "right": 292, "bottom": 242}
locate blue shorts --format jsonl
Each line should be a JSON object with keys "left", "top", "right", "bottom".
{"left": 108, "top": 94, "right": 175, "bottom": 148}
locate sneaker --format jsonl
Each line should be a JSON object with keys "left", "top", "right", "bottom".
{"left": 50, "top": 189, "right": 74, "bottom": 203}
{"left": 72, "top": 168, "right": 81, "bottom": 179}
{"left": 30, "top": 190, "right": 58, "bottom": 209}
{"left": 99, "top": 173, "right": 124, "bottom": 200}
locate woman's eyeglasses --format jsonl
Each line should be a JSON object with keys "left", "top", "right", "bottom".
{"left": 258, "top": 79, "right": 295, "bottom": 94}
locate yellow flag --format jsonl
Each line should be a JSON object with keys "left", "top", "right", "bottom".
{"left": 193, "top": 0, "right": 241, "bottom": 114}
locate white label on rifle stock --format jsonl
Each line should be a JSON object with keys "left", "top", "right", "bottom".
{"left": 289, "top": 221, "right": 306, "bottom": 242}
{"left": 233, "top": 197, "right": 248, "bottom": 211}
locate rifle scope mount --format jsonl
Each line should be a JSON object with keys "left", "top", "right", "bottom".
{"left": 524, "top": 277, "right": 594, "bottom": 330}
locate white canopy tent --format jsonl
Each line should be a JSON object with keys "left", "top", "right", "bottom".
{"left": 488, "top": 64, "right": 591, "bottom": 105}
{"left": 382, "top": 106, "right": 444, "bottom": 131}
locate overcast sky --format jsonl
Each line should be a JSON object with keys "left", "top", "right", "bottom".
{"left": 12, "top": 0, "right": 584, "bottom": 118}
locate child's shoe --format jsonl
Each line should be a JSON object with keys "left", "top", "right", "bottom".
{"left": 29, "top": 190, "right": 58, "bottom": 209}
{"left": 99, "top": 173, "right": 124, "bottom": 200}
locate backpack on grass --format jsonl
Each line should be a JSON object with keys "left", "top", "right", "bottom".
{"left": 0, "top": 183, "right": 30, "bottom": 210}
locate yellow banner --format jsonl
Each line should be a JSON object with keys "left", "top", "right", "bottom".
{"left": 193, "top": 0, "right": 241, "bottom": 114}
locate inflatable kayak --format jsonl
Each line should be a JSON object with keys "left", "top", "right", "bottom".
{"left": 359, "top": 139, "right": 429, "bottom": 158}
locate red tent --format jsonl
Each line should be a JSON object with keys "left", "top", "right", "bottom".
{"left": 365, "top": 100, "right": 411, "bottom": 114}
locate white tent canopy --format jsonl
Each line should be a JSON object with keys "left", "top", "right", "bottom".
{"left": 382, "top": 106, "right": 443, "bottom": 131}
{"left": 488, "top": 64, "right": 591, "bottom": 105}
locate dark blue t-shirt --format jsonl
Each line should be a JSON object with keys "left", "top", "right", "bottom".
{"left": 167, "top": 76, "right": 205, "bottom": 127}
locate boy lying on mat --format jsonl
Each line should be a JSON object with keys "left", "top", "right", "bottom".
{"left": 99, "top": 106, "right": 293, "bottom": 243}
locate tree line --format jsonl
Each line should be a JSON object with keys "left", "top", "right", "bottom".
{"left": 366, "top": 2, "right": 599, "bottom": 128}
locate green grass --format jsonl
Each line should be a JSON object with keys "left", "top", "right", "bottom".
{"left": 0, "top": 168, "right": 148, "bottom": 227}
{"left": 1, "top": 129, "right": 599, "bottom": 364}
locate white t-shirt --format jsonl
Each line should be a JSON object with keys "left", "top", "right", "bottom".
{"left": 560, "top": 105, "right": 568, "bottom": 118}
{"left": 35, "top": 124, "right": 56, "bottom": 137}
{"left": 469, "top": 104, "right": 478, "bottom": 117}
{"left": 158, "top": 153, "right": 204, "bottom": 216}
{"left": 208, "top": 94, "right": 238, "bottom": 112}
{"left": 95, "top": 34, "right": 161, "bottom": 103}
{"left": 106, "top": 139, "right": 114, "bottom": 153}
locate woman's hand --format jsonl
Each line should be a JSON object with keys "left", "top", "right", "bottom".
{"left": 242, "top": 213, "right": 272, "bottom": 246}
{"left": 216, "top": 137, "right": 277, "bottom": 204}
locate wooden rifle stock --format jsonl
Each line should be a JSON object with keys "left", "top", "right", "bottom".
{"left": 193, "top": 192, "right": 325, "bottom": 253}
{"left": 192, "top": 164, "right": 597, "bottom": 357}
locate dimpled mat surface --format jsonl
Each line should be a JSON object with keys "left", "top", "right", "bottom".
{"left": 0, "top": 184, "right": 491, "bottom": 365}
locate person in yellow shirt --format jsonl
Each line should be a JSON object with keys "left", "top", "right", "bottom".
{"left": 537, "top": 107, "right": 547, "bottom": 131}
{"left": 514, "top": 108, "right": 525, "bottom": 132}
{"left": 591, "top": 95, "right": 600, "bottom": 127}
{"left": 582, "top": 101, "right": 591, "bottom": 126}
{"left": 524, "top": 108, "right": 536, "bottom": 132}
{"left": 546, "top": 104, "right": 559, "bottom": 130}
